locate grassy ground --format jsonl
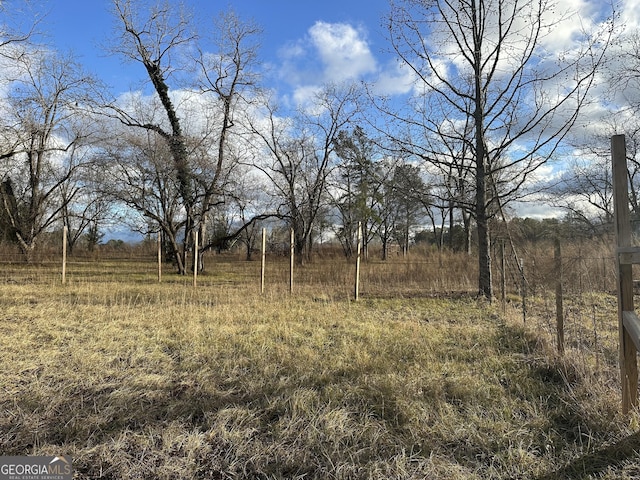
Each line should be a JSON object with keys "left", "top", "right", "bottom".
{"left": 0, "top": 256, "right": 639, "bottom": 479}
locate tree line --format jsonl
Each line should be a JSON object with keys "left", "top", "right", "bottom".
{"left": 0, "top": 0, "right": 628, "bottom": 299}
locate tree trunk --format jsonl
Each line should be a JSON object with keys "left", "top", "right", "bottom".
{"left": 473, "top": 0, "right": 492, "bottom": 300}
{"left": 463, "top": 212, "right": 472, "bottom": 255}
{"left": 430, "top": 215, "right": 439, "bottom": 249}
{"left": 476, "top": 153, "right": 492, "bottom": 299}
{"left": 449, "top": 202, "right": 454, "bottom": 250}
{"left": 363, "top": 233, "right": 369, "bottom": 260}
{"left": 295, "top": 234, "right": 305, "bottom": 266}
{"left": 15, "top": 233, "right": 35, "bottom": 264}
{"left": 164, "top": 227, "right": 185, "bottom": 275}
{"left": 476, "top": 205, "right": 491, "bottom": 298}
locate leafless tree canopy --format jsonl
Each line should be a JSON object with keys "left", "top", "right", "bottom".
{"left": 0, "top": 49, "right": 98, "bottom": 261}
{"left": 0, "top": 0, "right": 624, "bottom": 286}
{"left": 383, "top": 0, "right": 612, "bottom": 297}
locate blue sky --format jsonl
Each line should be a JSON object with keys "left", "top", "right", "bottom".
{"left": 39, "top": 0, "right": 394, "bottom": 97}
{"left": 27, "top": 0, "right": 631, "bottom": 226}
{"left": 37, "top": 0, "right": 618, "bottom": 115}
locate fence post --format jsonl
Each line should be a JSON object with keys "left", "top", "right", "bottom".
{"left": 261, "top": 228, "right": 266, "bottom": 294}
{"left": 290, "top": 228, "right": 294, "bottom": 294}
{"left": 157, "top": 232, "right": 162, "bottom": 283}
{"left": 520, "top": 259, "right": 526, "bottom": 325}
{"left": 500, "top": 240, "right": 506, "bottom": 314}
{"left": 61, "top": 225, "right": 68, "bottom": 285}
{"left": 612, "top": 133, "right": 638, "bottom": 413}
{"left": 193, "top": 229, "right": 199, "bottom": 288}
{"left": 354, "top": 222, "right": 362, "bottom": 301}
{"left": 555, "top": 237, "right": 564, "bottom": 355}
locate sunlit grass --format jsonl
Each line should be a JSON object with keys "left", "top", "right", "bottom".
{"left": 0, "top": 256, "right": 638, "bottom": 479}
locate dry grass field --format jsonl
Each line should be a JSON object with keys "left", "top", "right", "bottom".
{"left": 1, "top": 251, "right": 639, "bottom": 479}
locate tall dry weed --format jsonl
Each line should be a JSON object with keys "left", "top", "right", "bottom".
{"left": 0, "top": 251, "right": 637, "bottom": 479}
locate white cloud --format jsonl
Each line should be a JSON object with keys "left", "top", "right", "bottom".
{"left": 621, "top": 0, "right": 640, "bottom": 28}
{"left": 278, "top": 42, "right": 306, "bottom": 60}
{"left": 538, "top": 0, "right": 601, "bottom": 52}
{"left": 308, "top": 21, "right": 378, "bottom": 82}
{"left": 276, "top": 21, "right": 379, "bottom": 108}
{"left": 511, "top": 199, "right": 565, "bottom": 219}
{"left": 291, "top": 84, "right": 324, "bottom": 112}
{"left": 528, "top": 164, "right": 560, "bottom": 184}
{"left": 372, "top": 60, "right": 417, "bottom": 96}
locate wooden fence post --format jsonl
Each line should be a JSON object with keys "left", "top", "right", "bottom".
{"left": 193, "top": 229, "right": 199, "bottom": 288}
{"left": 261, "top": 228, "right": 266, "bottom": 294}
{"left": 354, "top": 222, "right": 362, "bottom": 301}
{"left": 555, "top": 237, "right": 564, "bottom": 355}
{"left": 290, "top": 228, "right": 294, "bottom": 294}
{"left": 157, "top": 232, "right": 162, "bottom": 283}
{"left": 500, "top": 240, "right": 506, "bottom": 314}
{"left": 520, "top": 259, "right": 526, "bottom": 325}
{"left": 61, "top": 225, "right": 67, "bottom": 285}
{"left": 612, "top": 133, "right": 638, "bottom": 413}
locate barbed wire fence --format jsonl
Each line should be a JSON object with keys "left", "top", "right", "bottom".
{"left": 495, "top": 237, "right": 619, "bottom": 380}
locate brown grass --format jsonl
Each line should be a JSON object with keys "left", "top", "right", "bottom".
{"left": 0, "top": 251, "right": 638, "bottom": 479}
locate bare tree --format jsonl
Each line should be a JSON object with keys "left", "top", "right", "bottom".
{"left": 373, "top": 158, "right": 402, "bottom": 260}
{"left": 58, "top": 148, "right": 113, "bottom": 254}
{"left": 575, "top": 30, "right": 640, "bottom": 232}
{"left": 248, "top": 84, "right": 361, "bottom": 263}
{"left": 553, "top": 151, "right": 613, "bottom": 234}
{"left": 389, "top": 163, "right": 430, "bottom": 255}
{"left": 0, "top": 1, "right": 39, "bottom": 164}
{"left": 190, "top": 8, "right": 265, "bottom": 260}
{"left": 0, "top": 0, "right": 37, "bottom": 57}
{"left": 106, "top": 2, "right": 264, "bottom": 271}
{"left": 0, "top": 50, "right": 97, "bottom": 261}
{"left": 384, "top": 0, "right": 612, "bottom": 298}
{"left": 332, "top": 126, "right": 382, "bottom": 258}
{"left": 552, "top": 114, "right": 640, "bottom": 236}
{"left": 106, "top": 0, "right": 197, "bottom": 272}
{"left": 93, "top": 126, "right": 186, "bottom": 270}
{"left": 428, "top": 107, "right": 476, "bottom": 252}
{"left": 224, "top": 165, "right": 268, "bottom": 261}
{"left": 609, "top": 30, "right": 640, "bottom": 115}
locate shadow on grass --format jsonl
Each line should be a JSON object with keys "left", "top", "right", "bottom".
{"left": 493, "top": 322, "right": 543, "bottom": 356}
{"left": 1, "top": 376, "right": 254, "bottom": 450}
{"left": 1, "top": 377, "right": 271, "bottom": 478}
{"left": 2, "top": 307, "right": 634, "bottom": 479}
{"left": 535, "top": 431, "right": 640, "bottom": 479}
{"left": 2, "top": 371, "right": 418, "bottom": 479}
{"left": 488, "top": 325, "right": 640, "bottom": 480}
{"left": 492, "top": 323, "right": 640, "bottom": 479}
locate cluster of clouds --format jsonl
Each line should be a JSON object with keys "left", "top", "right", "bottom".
{"left": 246, "top": 0, "right": 640, "bottom": 222}
{"left": 269, "top": 0, "right": 634, "bottom": 111}
{"left": 275, "top": 20, "right": 415, "bottom": 107}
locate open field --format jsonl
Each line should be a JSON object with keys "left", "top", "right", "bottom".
{"left": 1, "top": 255, "right": 639, "bottom": 479}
